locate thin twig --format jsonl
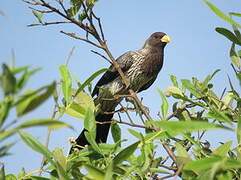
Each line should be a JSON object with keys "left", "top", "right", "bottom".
{"left": 103, "top": 107, "right": 136, "bottom": 114}
{"left": 57, "top": 0, "right": 68, "bottom": 15}
{"left": 22, "top": 0, "right": 42, "bottom": 5}
{"left": 92, "top": 11, "right": 105, "bottom": 41}
{"left": 42, "top": 21, "right": 71, "bottom": 26}
{"left": 39, "top": 105, "right": 58, "bottom": 176}
{"left": 119, "top": 102, "right": 134, "bottom": 124}
{"left": 60, "top": 31, "right": 103, "bottom": 49}
{"left": 90, "top": 50, "right": 112, "bottom": 64}
{"left": 29, "top": 6, "right": 53, "bottom": 13}
{"left": 159, "top": 163, "right": 177, "bottom": 171}
{"left": 65, "top": 46, "right": 75, "bottom": 66}
{"left": 97, "top": 118, "right": 156, "bottom": 131}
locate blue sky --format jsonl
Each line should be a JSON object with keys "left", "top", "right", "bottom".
{"left": 1, "top": 0, "right": 241, "bottom": 176}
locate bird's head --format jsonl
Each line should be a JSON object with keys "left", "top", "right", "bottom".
{"left": 143, "top": 32, "right": 171, "bottom": 49}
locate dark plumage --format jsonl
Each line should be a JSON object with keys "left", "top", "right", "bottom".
{"left": 73, "top": 32, "right": 170, "bottom": 151}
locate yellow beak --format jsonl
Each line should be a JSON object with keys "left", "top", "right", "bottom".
{"left": 161, "top": 35, "right": 171, "bottom": 43}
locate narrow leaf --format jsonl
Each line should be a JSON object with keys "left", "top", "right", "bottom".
{"left": 59, "top": 65, "right": 72, "bottom": 104}
{"left": 111, "top": 122, "right": 121, "bottom": 143}
{"left": 216, "top": 27, "right": 241, "bottom": 45}
{"left": 158, "top": 89, "right": 169, "bottom": 120}
{"left": 230, "top": 43, "right": 241, "bottom": 69}
{"left": 0, "top": 164, "right": 5, "bottom": 180}
{"left": 113, "top": 141, "right": 139, "bottom": 165}
{"left": 18, "top": 131, "right": 54, "bottom": 164}
{"left": 170, "top": 75, "right": 178, "bottom": 87}
{"left": 74, "top": 68, "right": 109, "bottom": 97}
{"left": 0, "top": 64, "right": 16, "bottom": 96}
{"left": 237, "top": 116, "right": 241, "bottom": 144}
{"left": 204, "top": 0, "right": 241, "bottom": 27}
{"left": 229, "top": 12, "right": 241, "bottom": 17}
{"left": 84, "top": 108, "right": 96, "bottom": 133}
{"left": 32, "top": 10, "right": 43, "bottom": 24}
{"left": 184, "top": 156, "right": 222, "bottom": 171}
{"left": 148, "top": 121, "right": 230, "bottom": 134}
{"left": 84, "top": 164, "right": 104, "bottom": 180}
{"left": 212, "top": 141, "right": 232, "bottom": 157}
{"left": 181, "top": 79, "right": 202, "bottom": 97}
{"left": 16, "top": 82, "right": 56, "bottom": 117}
{"left": 17, "top": 119, "right": 72, "bottom": 130}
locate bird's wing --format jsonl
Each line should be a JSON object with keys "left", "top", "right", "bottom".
{"left": 137, "top": 75, "right": 157, "bottom": 93}
{"left": 92, "top": 51, "right": 135, "bottom": 97}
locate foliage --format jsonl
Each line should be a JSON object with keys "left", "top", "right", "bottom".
{"left": 1, "top": 0, "right": 241, "bottom": 179}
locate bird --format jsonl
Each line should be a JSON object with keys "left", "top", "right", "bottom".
{"left": 72, "top": 32, "right": 171, "bottom": 151}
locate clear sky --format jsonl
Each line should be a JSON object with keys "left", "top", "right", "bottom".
{"left": 1, "top": 0, "right": 241, "bottom": 176}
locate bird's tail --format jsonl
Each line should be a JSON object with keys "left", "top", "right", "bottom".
{"left": 70, "top": 113, "right": 113, "bottom": 152}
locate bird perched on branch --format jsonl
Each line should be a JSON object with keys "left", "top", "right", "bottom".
{"left": 73, "top": 32, "right": 171, "bottom": 150}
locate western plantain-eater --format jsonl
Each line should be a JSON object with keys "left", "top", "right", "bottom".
{"left": 72, "top": 32, "right": 171, "bottom": 151}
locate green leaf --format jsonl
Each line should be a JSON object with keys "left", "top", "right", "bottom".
{"left": 229, "top": 12, "right": 241, "bottom": 17}
{"left": 6, "top": 174, "right": 17, "bottom": 180}
{"left": 10, "top": 66, "right": 29, "bottom": 75}
{"left": 165, "top": 86, "right": 183, "bottom": 97}
{"left": 30, "top": 176, "right": 50, "bottom": 180}
{"left": 230, "top": 43, "right": 241, "bottom": 69}
{"left": 16, "top": 68, "right": 42, "bottom": 91}
{"left": 128, "top": 129, "right": 142, "bottom": 139}
{"left": 238, "top": 50, "right": 241, "bottom": 58}
{"left": 32, "top": 10, "right": 43, "bottom": 24}
{"left": 53, "top": 148, "right": 66, "bottom": 170}
{"left": 158, "top": 89, "right": 169, "bottom": 120}
{"left": 204, "top": 0, "right": 241, "bottom": 27}
{"left": 237, "top": 116, "right": 241, "bottom": 144}
{"left": 59, "top": 65, "right": 72, "bottom": 104}
{"left": 0, "top": 129, "right": 18, "bottom": 141}
{"left": 184, "top": 156, "right": 222, "bottom": 172}
{"left": 111, "top": 122, "right": 121, "bottom": 143}
{"left": 232, "top": 25, "right": 241, "bottom": 43}
{"left": 181, "top": 79, "right": 202, "bottom": 97}
{"left": 78, "top": 11, "right": 87, "bottom": 21}
{"left": 104, "top": 163, "right": 113, "bottom": 180}
{"left": 0, "top": 97, "right": 12, "bottom": 128}
{"left": 84, "top": 164, "right": 104, "bottom": 180}
{"left": 27, "top": 24, "right": 41, "bottom": 27}
{"left": 113, "top": 141, "right": 139, "bottom": 165}
{"left": 143, "top": 130, "right": 169, "bottom": 142}
{"left": 18, "top": 131, "right": 54, "bottom": 164}
{"left": 206, "top": 109, "right": 232, "bottom": 123}
{"left": 67, "top": 0, "right": 82, "bottom": 17}
{"left": 84, "top": 108, "right": 96, "bottom": 133}
{"left": 0, "top": 142, "right": 15, "bottom": 158}
{"left": 0, "top": 64, "right": 16, "bottom": 96}
{"left": 0, "top": 164, "right": 5, "bottom": 180}
{"left": 53, "top": 148, "right": 68, "bottom": 180}
{"left": 212, "top": 141, "right": 232, "bottom": 157}
{"left": 65, "top": 91, "right": 95, "bottom": 119}
{"left": 74, "top": 68, "right": 108, "bottom": 97}
{"left": 216, "top": 27, "right": 241, "bottom": 45}
{"left": 84, "top": 132, "right": 101, "bottom": 153}
{"left": 170, "top": 75, "right": 178, "bottom": 87}
{"left": 175, "top": 142, "right": 192, "bottom": 167}
{"left": 17, "top": 119, "right": 72, "bottom": 130}
{"left": 148, "top": 121, "right": 230, "bottom": 134}
{"left": 16, "top": 82, "right": 56, "bottom": 117}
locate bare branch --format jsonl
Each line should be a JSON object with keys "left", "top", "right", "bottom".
{"left": 60, "top": 31, "right": 103, "bottom": 49}
{"left": 90, "top": 50, "right": 112, "bottom": 64}
{"left": 65, "top": 46, "right": 75, "bottom": 66}
{"left": 29, "top": 6, "right": 53, "bottom": 13}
